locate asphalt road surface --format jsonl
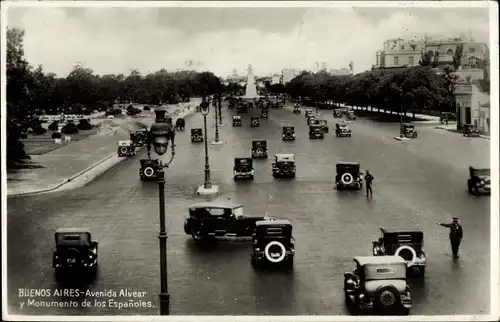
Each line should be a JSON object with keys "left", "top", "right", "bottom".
{"left": 7, "top": 102, "right": 491, "bottom": 316}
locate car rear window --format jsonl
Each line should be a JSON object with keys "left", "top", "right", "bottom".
{"left": 63, "top": 235, "right": 81, "bottom": 241}
{"left": 376, "top": 267, "right": 395, "bottom": 274}
{"left": 266, "top": 228, "right": 283, "bottom": 235}
{"left": 397, "top": 235, "right": 412, "bottom": 243}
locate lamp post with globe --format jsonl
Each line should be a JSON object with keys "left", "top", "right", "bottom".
{"left": 197, "top": 98, "right": 219, "bottom": 196}
{"left": 146, "top": 107, "right": 176, "bottom": 315}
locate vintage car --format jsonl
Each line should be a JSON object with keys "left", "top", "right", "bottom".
{"left": 347, "top": 111, "right": 356, "bottom": 120}
{"left": 191, "top": 128, "right": 204, "bottom": 142}
{"left": 250, "top": 116, "right": 260, "bottom": 127}
{"left": 305, "top": 109, "right": 313, "bottom": 118}
{"left": 282, "top": 126, "right": 296, "bottom": 140}
{"left": 251, "top": 140, "right": 268, "bottom": 159}
{"left": 139, "top": 159, "right": 159, "bottom": 181}
{"left": 293, "top": 104, "right": 301, "bottom": 114}
{"left": 463, "top": 124, "right": 480, "bottom": 137}
{"left": 317, "top": 119, "right": 329, "bottom": 133}
{"left": 335, "top": 123, "right": 352, "bottom": 137}
{"left": 440, "top": 112, "right": 456, "bottom": 123}
{"left": 344, "top": 256, "right": 412, "bottom": 314}
{"left": 117, "top": 140, "right": 136, "bottom": 157}
{"left": 401, "top": 123, "right": 418, "bottom": 138}
{"left": 130, "top": 130, "right": 148, "bottom": 146}
{"left": 184, "top": 202, "right": 272, "bottom": 242}
{"left": 309, "top": 125, "right": 324, "bottom": 139}
{"left": 251, "top": 220, "right": 295, "bottom": 269}
{"left": 307, "top": 115, "right": 317, "bottom": 126}
{"left": 237, "top": 104, "right": 247, "bottom": 113}
{"left": 53, "top": 228, "right": 98, "bottom": 278}
{"left": 260, "top": 109, "right": 269, "bottom": 119}
{"left": 333, "top": 109, "right": 344, "bottom": 118}
{"left": 335, "top": 162, "right": 363, "bottom": 190}
{"left": 272, "top": 153, "right": 296, "bottom": 178}
{"left": 467, "top": 166, "right": 491, "bottom": 195}
{"left": 372, "top": 228, "right": 426, "bottom": 276}
{"left": 232, "top": 115, "right": 243, "bottom": 127}
{"left": 233, "top": 157, "right": 255, "bottom": 180}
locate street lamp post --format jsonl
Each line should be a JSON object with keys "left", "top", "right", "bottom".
{"left": 218, "top": 95, "right": 223, "bottom": 126}
{"left": 146, "top": 108, "right": 176, "bottom": 316}
{"left": 399, "top": 96, "right": 404, "bottom": 138}
{"left": 197, "top": 98, "right": 220, "bottom": 195}
{"left": 211, "top": 95, "right": 224, "bottom": 145}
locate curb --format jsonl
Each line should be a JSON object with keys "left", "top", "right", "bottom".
{"left": 435, "top": 127, "right": 490, "bottom": 140}
{"left": 8, "top": 104, "right": 198, "bottom": 197}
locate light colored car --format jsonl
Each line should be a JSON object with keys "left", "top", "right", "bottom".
{"left": 344, "top": 256, "right": 412, "bottom": 315}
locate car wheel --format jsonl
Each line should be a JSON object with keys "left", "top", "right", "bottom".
{"left": 251, "top": 256, "right": 259, "bottom": 269}
{"left": 348, "top": 134, "right": 352, "bottom": 137}
{"left": 191, "top": 227, "right": 205, "bottom": 242}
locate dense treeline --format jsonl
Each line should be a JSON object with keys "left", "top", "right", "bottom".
{"left": 284, "top": 48, "right": 490, "bottom": 118}
{"left": 6, "top": 27, "right": 223, "bottom": 166}
{"left": 285, "top": 67, "right": 457, "bottom": 118}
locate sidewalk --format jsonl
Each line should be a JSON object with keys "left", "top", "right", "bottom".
{"left": 343, "top": 104, "right": 440, "bottom": 122}
{"left": 7, "top": 100, "right": 200, "bottom": 197}
{"left": 435, "top": 123, "right": 490, "bottom": 139}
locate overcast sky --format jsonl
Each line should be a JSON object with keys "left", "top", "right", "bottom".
{"left": 5, "top": 3, "right": 491, "bottom": 78}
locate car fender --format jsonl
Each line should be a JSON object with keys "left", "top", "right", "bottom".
{"left": 184, "top": 218, "right": 193, "bottom": 235}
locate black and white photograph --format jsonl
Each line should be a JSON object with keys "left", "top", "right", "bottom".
{"left": 1, "top": 1, "right": 498, "bottom": 319}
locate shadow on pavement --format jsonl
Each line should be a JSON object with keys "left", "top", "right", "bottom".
{"left": 7, "top": 160, "right": 45, "bottom": 173}
{"left": 354, "top": 111, "right": 428, "bottom": 123}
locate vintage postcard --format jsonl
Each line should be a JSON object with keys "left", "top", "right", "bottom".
{"left": 1, "top": 1, "right": 498, "bottom": 321}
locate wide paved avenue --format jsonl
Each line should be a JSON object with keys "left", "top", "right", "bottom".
{"left": 7, "top": 102, "right": 490, "bottom": 315}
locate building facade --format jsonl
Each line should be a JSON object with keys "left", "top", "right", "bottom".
{"left": 373, "top": 37, "right": 489, "bottom": 81}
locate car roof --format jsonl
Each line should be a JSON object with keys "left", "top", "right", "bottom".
{"left": 336, "top": 161, "right": 360, "bottom": 166}
{"left": 256, "top": 219, "right": 292, "bottom": 226}
{"left": 275, "top": 153, "right": 295, "bottom": 158}
{"left": 380, "top": 228, "right": 423, "bottom": 234}
{"left": 188, "top": 202, "right": 242, "bottom": 209}
{"left": 354, "top": 256, "right": 406, "bottom": 266}
{"left": 56, "top": 228, "right": 91, "bottom": 234}
{"left": 403, "top": 123, "right": 414, "bottom": 126}
{"left": 469, "top": 165, "right": 490, "bottom": 170}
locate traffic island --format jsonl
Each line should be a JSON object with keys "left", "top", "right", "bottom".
{"left": 394, "top": 136, "right": 410, "bottom": 141}
{"left": 210, "top": 140, "right": 225, "bottom": 146}
{"left": 197, "top": 185, "right": 219, "bottom": 196}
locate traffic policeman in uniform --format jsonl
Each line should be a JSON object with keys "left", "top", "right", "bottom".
{"left": 436, "top": 217, "right": 463, "bottom": 259}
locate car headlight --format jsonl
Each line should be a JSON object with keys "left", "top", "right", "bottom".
{"left": 481, "top": 180, "right": 484, "bottom": 185}
{"left": 476, "top": 182, "right": 480, "bottom": 186}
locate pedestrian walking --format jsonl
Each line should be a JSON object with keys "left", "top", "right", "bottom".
{"left": 365, "top": 170, "right": 374, "bottom": 197}
{"left": 436, "top": 217, "right": 463, "bottom": 259}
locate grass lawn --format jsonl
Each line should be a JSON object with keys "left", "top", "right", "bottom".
{"left": 21, "top": 128, "right": 99, "bottom": 155}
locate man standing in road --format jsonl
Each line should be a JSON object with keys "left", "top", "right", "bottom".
{"left": 365, "top": 170, "right": 374, "bottom": 198}
{"left": 436, "top": 217, "right": 463, "bottom": 259}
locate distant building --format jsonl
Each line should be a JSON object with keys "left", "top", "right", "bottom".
{"left": 227, "top": 68, "right": 246, "bottom": 83}
{"left": 271, "top": 74, "right": 282, "bottom": 85}
{"left": 329, "top": 68, "right": 351, "bottom": 76}
{"left": 282, "top": 69, "right": 301, "bottom": 83}
{"left": 373, "top": 36, "right": 488, "bottom": 81}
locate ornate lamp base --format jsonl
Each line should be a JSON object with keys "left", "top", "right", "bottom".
{"left": 197, "top": 185, "right": 219, "bottom": 196}
{"left": 210, "top": 140, "right": 225, "bottom": 146}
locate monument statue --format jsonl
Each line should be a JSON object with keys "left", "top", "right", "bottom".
{"left": 242, "top": 64, "right": 258, "bottom": 99}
